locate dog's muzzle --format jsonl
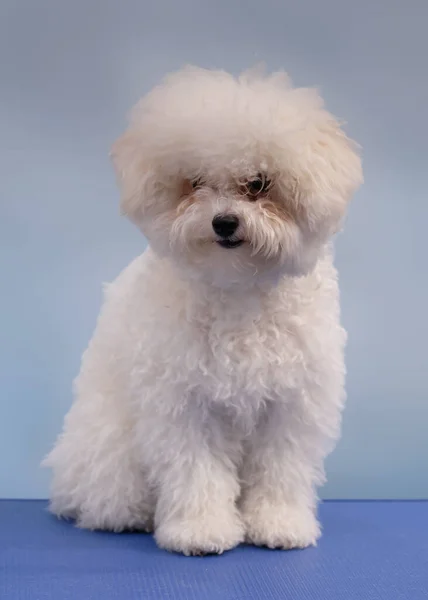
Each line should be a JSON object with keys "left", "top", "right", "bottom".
{"left": 212, "top": 214, "right": 243, "bottom": 248}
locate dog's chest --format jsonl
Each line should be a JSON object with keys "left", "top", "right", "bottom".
{"left": 189, "top": 295, "right": 307, "bottom": 403}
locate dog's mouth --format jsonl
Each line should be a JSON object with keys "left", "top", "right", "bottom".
{"left": 216, "top": 239, "right": 244, "bottom": 249}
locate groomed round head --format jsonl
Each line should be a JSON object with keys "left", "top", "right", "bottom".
{"left": 112, "top": 66, "right": 362, "bottom": 288}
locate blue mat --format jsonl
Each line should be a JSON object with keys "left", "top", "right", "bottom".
{"left": 1, "top": 500, "right": 427, "bottom": 599}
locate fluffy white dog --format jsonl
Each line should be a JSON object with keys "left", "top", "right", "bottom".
{"left": 44, "top": 66, "right": 362, "bottom": 556}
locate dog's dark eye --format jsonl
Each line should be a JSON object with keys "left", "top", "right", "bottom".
{"left": 191, "top": 178, "right": 204, "bottom": 190}
{"left": 246, "top": 174, "right": 271, "bottom": 198}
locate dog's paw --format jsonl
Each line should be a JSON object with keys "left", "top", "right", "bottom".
{"left": 155, "top": 512, "right": 244, "bottom": 556}
{"left": 242, "top": 499, "right": 320, "bottom": 550}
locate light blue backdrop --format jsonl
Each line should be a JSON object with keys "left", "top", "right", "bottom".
{"left": 1, "top": 0, "right": 427, "bottom": 499}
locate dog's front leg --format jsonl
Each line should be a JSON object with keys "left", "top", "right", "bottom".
{"left": 240, "top": 397, "right": 331, "bottom": 550}
{"left": 149, "top": 403, "right": 244, "bottom": 556}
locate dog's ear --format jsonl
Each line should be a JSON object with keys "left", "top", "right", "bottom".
{"left": 110, "top": 131, "right": 155, "bottom": 219}
{"left": 312, "top": 119, "right": 362, "bottom": 197}
{"left": 299, "top": 117, "right": 363, "bottom": 235}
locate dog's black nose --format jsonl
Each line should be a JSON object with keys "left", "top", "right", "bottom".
{"left": 212, "top": 214, "right": 239, "bottom": 238}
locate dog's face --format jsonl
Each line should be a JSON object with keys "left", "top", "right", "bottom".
{"left": 112, "top": 67, "right": 362, "bottom": 288}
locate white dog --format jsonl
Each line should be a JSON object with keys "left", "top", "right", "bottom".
{"left": 44, "top": 66, "right": 362, "bottom": 556}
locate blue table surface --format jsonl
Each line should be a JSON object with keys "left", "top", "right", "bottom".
{"left": 1, "top": 500, "right": 427, "bottom": 600}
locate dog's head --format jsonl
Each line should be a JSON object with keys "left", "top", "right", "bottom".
{"left": 112, "top": 67, "right": 362, "bottom": 288}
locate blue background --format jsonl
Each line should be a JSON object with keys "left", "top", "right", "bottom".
{"left": 1, "top": 0, "right": 427, "bottom": 499}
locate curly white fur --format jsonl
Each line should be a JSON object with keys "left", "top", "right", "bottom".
{"left": 43, "top": 66, "right": 362, "bottom": 556}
